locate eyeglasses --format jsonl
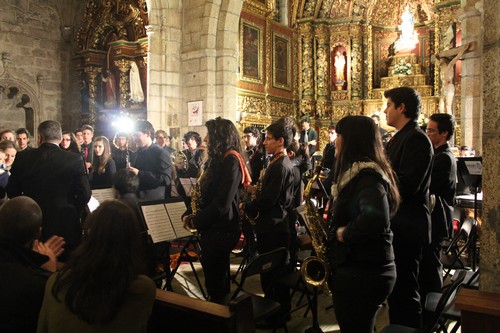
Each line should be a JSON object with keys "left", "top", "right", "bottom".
{"left": 425, "top": 128, "right": 438, "bottom": 133}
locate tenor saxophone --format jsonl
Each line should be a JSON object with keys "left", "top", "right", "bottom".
{"left": 300, "top": 167, "right": 332, "bottom": 295}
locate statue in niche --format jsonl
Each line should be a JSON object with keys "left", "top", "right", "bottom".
{"left": 129, "top": 61, "right": 144, "bottom": 104}
{"left": 334, "top": 50, "right": 346, "bottom": 83}
{"left": 434, "top": 43, "right": 471, "bottom": 114}
{"left": 102, "top": 69, "right": 117, "bottom": 108}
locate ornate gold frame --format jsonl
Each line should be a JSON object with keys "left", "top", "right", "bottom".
{"left": 272, "top": 32, "right": 291, "bottom": 91}
{"left": 240, "top": 19, "right": 264, "bottom": 84}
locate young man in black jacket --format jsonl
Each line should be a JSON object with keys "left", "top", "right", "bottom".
{"left": 384, "top": 87, "right": 433, "bottom": 329}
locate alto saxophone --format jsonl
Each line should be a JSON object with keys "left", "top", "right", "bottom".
{"left": 300, "top": 165, "right": 332, "bottom": 296}
{"left": 242, "top": 167, "right": 265, "bottom": 225}
{"left": 186, "top": 169, "right": 204, "bottom": 232}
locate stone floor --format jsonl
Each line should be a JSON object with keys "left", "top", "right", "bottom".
{"left": 169, "top": 250, "right": 393, "bottom": 333}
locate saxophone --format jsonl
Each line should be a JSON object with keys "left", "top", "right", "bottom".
{"left": 242, "top": 167, "right": 265, "bottom": 225}
{"left": 300, "top": 166, "right": 332, "bottom": 296}
{"left": 186, "top": 169, "right": 204, "bottom": 232}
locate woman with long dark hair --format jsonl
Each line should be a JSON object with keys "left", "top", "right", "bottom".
{"left": 328, "top": 115, "right": 400, "bottom": 333}
{"left": 59, "top": 131, "right": 80, "bottom": 154}
{"left": 183, "top": 117, "right": 251, "bottom": 303}
{"left": 37, "top": 200, "right": 155, "bottom": 332}
{"left": 89, "top": 136, "right": 116, "bottom": 189}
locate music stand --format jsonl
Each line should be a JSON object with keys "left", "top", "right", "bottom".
{"left": 456, "top": 157, "right": 482, "bottom": 270}
{"left": 138, "top": 198, "right": 206, "bottom": 298}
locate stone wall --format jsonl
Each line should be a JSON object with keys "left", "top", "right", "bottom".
{"left": 480, "top": 0, "right": 500, "bottom": 293}
{"left": 0, "top": 0, "right": 70, "bottom": 135}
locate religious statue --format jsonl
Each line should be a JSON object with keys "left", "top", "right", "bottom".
{"left": 334, "top": 51, "right": 346, "bottom": 83}
{"left": 434, "top": 43, "right": 471, "bottom": 114}
{"left": 102, "top": 69, "right": 117, "bottom": 108}
{"left": 129, "top": 61, "right": 144, "bottom": 103}
{"left": 395, "top": 6, "right": 419, "bottom": 52}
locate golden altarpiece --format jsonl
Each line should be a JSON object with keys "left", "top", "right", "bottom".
{"left": 237, "top": 0, "right": 465, "bottom": 152}
{"left": 75, "top": 0, "right": 149, "bottom": 134}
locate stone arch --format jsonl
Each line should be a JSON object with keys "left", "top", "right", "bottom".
{"left": 0, "top": 76, "right": 41, "bottom": 138}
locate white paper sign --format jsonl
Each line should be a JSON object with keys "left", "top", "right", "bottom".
{"left": 188, "top": 101, "right": 203, "bottom": 126}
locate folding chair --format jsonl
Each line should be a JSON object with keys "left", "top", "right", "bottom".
{"left": 225, "top": 247, "right": 289, "bottom": 333}
{"left": 440, "top": 217, "right": 477, "bottom": 279}
{"left": 380, "top": 270, "right": 467, "bottom": 333}
{"left": 424, "top": 269, "right": 480, "bottom": 333}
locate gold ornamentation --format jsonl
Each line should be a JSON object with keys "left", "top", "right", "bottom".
{"left": 114, "top": 59, "right": 131, "bottom": 109}
{"left": 238, "top": 94, "right": 267, "bottom": 116}
{"left": 84, "top": 66, "right": 100, "bottom": 124}
{"left": 269, "top": 99, "right": 294, "bottom": 118}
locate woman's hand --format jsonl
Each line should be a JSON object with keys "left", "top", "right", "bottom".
{"left": 336, "top": 226, "right": 346, "bottom": 243}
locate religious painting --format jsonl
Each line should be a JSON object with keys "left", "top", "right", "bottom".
{"left": 273, "top": 32, "right": 291, "bottom": 90}
{"left": 240, "top": 20, "right": 263, "bottom": 84}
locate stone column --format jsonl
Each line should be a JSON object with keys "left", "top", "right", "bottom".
{"left": 115, "top": 59, "right": 131, "bottom": 109}
{"left": 459, "top": 1, "right": 482, "bottom": 150}
{"left": 479, "top": 0, "right": 500, "bottom": 293}
{"left": 83, "top": 66, "right": 100, "bottom": 126}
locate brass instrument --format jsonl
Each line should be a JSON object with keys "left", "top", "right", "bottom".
{"left": 172, "top": 151, "right": 188, "bottom": 171}
{"left": 184, "top": 169, "right": 204, "bottom": 233}
{"left": 300, "top": 166, "right": 332, "bottom": 295}
{"left": 241, "top": 167, "right": 265, "bottom": 225}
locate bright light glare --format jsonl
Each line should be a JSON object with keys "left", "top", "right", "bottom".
{"left": 112, "top": 117, "right": 134, "bottom": 132}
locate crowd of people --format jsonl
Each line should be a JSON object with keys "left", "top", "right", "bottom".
{"left": 0, "top": 86, "right": 473, "bottom": 332}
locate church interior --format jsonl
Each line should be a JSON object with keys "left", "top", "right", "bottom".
{"left": 0, "top": 0, "right": 499, "bottom": 330}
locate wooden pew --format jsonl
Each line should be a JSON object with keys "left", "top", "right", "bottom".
{"left": 148, "top": 289, "right": 254, "bottom": 333}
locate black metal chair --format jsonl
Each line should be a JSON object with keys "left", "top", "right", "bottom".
{"left": 380, "top": 270, "right": 467, "bottom": 333}
{"left": 440, "top": 217, "right": 478, "bottom": 279}
{"left": 224, "top": 247, "right": 289, "bottom": 333}
{"left": 424, "top": 269, "right": 480, "bottom": 333}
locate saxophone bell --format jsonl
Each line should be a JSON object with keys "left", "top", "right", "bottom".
{"left": 301, "top": 256, "right": 329, "bottom": 287}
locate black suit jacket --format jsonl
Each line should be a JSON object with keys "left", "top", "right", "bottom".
{"left": 387, "top": 121, "right": 433, "bottom": 244}
{"left": 430, "top": 143, "right": 457, "bottom": 240}
{"left": 6, "top": 143, "right": 91, "bottom": 251}
{"left": 133, "top": 143, "right": 172, "bottom": 200}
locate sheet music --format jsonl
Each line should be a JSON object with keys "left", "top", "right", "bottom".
{"left": 179, "top": 178, "right": 198, "bottom": 196}
{"left": 92, "top": 188, "right": 116, "bottom": 203}
{"left": 141, "top": 204, "right": 176, "bottom": 243}
{"left": 166, "top": 201, "right": 192, "bottom": 238}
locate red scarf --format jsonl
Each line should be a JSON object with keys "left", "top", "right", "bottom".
{"left": 224, "top": 150, "right": 252, "bottom": 188}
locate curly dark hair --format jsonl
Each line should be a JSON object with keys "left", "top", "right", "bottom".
{"left": 200, "top": 117, "right": 246, "bottom": 195}
{"left": 183, "top": 131, "right": 202, "bottom": 147}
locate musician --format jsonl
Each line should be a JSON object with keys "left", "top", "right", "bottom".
{"left": 177, "top": 131, "right": 204, "bottom": 179}
{"left": 329, "top": 116, "right": 400, "bottom": 333}
{"left": 183, "top": 117, "right": 251, "bottom": 303}
{"left": 242, "top": 126, "right": 264, "bottom": 184}
{"left": 129, "top": 120, "right": 172, "bottom": 200}
{"left": 240, "top": 120, "right": 295, "bottom": 325}
{"left": 384, "top": 87, "right": 433, "bottom": 328}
